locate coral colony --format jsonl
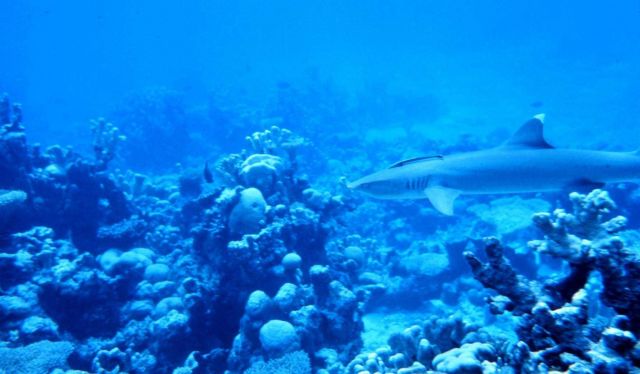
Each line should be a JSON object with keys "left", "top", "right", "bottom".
{"left": 1, "top": 93, "right": 640, "bottom": 374}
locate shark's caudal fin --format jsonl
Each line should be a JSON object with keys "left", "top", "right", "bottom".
{"left": 425, "top": 186, "right": 461, "bottom": 216}
{"left": 501, "top": 114, "right": 554, "bottom": 150}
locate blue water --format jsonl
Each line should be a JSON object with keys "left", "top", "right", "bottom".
{"left": 1, "top": 1, "right": 640, "bottom": 373}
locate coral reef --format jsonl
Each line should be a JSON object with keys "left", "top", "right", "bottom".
{"left": 244, "top": 350, "right": 311, "bottom": 374}
{"left": 0, "top": 95, "right": 30, "bottom": 191}
{"left": 346, "top": 315, "right": 485, "bottom": 373}
{"left": 0, "top": 100, "right": 130, "bottom": 250}
{"left": 0, "top": 340, "right": 75, "bottom": 374}
{"left": 463, "top": 190, "right": 640, "bottom": 371}
{"left": 341, "top": 190, "right": 640, "bottom": 373}
{"left": 91, "top": 117, "right": 126, "bottom": 170}
{"left": 1, "top": 92, "right": 640, "bottom": 373}
{"left": 0, "top": 97, "right": 364, "bottom": 373}
{"left": 0, "top": 189, "right": 28, "bottom": 236}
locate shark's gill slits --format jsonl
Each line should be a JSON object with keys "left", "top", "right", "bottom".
{"left": 407, "top": 176, "right": 428, "bottom": 190}
{"left": 411, "top": 177, "right": 425, "bottom": 190}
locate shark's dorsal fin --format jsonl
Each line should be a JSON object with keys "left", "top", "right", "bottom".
{"left": 502, "top": 114, "right": 554, "bottom": 150}
{"left": 388, "top": 155, "right": 443, "bottom": 169}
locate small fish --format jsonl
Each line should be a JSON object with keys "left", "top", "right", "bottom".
{"left": 203, "top": 161, "right": 214, "bottom": 183}
{"left": 348, "top": 114, "right": 640, "bottom": 215}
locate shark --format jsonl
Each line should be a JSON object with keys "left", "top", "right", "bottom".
{"left": 348, "top": 115, "right": 640, "bottom": 215}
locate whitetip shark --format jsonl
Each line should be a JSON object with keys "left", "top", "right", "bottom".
{"left": 348, "top": 115, "right": 640, "bottom": 215}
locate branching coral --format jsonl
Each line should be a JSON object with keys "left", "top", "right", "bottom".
{"left": 463, "top": 190, "right": 640, "bottom": 371}
{"left": 464, "top": 237, "right": 538, "bottom": 315}
{"left": 465, "top": 235, "right": 610, "bottom": 370}
{"left": 0, "top": 97, "right": 31, "bottom": 190}
{"left": 215, "top": 153, "right": 245, "bottom": 186}
{"left": 0, "top": 93, "right": 24, "bottom": 132}
{"left": 528, "top": 190, "right": 625, "bottom": 264}
{"left": 346, "top": 315, "right": 481, "bottom": 373}
{"left": 529, "top": 190, "right": 640, "bottom": 331}
{"left": 246, "top": 125, "right": 308, "bottom": 159}
{"left": 91, "top": 117, "right": 126, "bottom": 170}
{"left": 0, "top": 93, "right": 10, "bottom": 125}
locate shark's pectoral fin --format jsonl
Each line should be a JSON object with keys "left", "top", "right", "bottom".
{"left": 424, "top": 187, "right": 461, "bottom": 216}
{"left": 564, "top": 179, "right": 606, "bottom": 193}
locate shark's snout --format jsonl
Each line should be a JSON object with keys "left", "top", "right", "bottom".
{"left": 346, "top": 181, "right": 359, "bottom": 189}
{"left": 347, "top": 175, "right": 370, "bottom": 190}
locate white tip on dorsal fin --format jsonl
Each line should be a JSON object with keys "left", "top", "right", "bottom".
{"left": 502, "top": 114, "right": 553, "bottom": 150}
{"left": 533, "top": 113, "right": 545, "bottom": 123}
{"left": 425, "top": 186, "right": 461, "bottom": 216}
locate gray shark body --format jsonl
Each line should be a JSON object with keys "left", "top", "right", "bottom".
{"left": 348, "top": 116, "right": 640, "bottom": 215}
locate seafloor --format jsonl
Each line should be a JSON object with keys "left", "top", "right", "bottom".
{"left": 1, "top": 91, "right": 640, "bottom": 373}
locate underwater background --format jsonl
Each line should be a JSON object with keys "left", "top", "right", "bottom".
{"left": 1, "top": 1, "right": 640, "bottom": 373}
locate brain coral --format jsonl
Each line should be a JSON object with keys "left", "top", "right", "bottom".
{"left": 259, "top": 319, "right": 300, "bottom": 357}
